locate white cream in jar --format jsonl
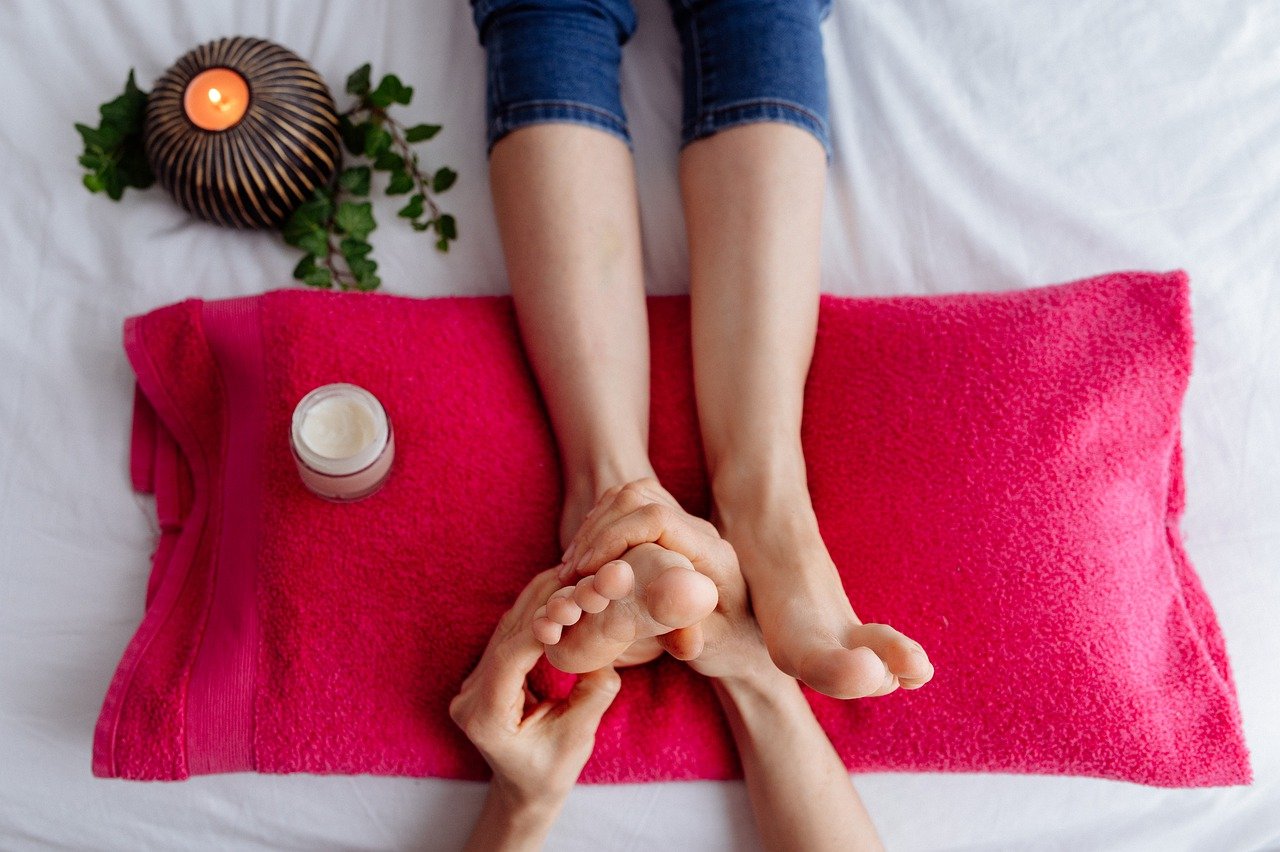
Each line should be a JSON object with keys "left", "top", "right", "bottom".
{"left": 290, "top": 383, "right": 394, "bottom": 501}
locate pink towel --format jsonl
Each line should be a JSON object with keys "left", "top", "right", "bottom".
{"left": 94, "top": 270, "right": 1250, "bottom": 787}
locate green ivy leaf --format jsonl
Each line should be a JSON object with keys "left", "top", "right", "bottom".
{"left": 432, "top": 167, "right": 457, "bottom": 193}
{"left": 345, "top": 253, "right": 373, "bottom": 277}
{"left": 339, "top": 236, "right": 373, "bottom": 263}
{"left": 282, "top": 208, "right": 331, "bottom": 257}
{"left": 346, "top": 64, "right": 372, "bottom": 97}
{"left": 340, "top": 115, "right": 369, "bottom": 156}
{"left": 99, "top": 69, "right": 148, "bottom": 131}
{"left": 436, "top": 213, "right": 457, "bottom": 240}
{"left": 339, "top": 166, "right": 372, "bottom": 196}
{"left": 386, "top": 170, "right": 414, "bottom": 195}
{"left": 75, "top": 69, "right": 153, "bottom": 200}
{"left": 335, "top": 201, "right": 376, "bottom": 240}
{"left": 293, "top": 254, "right": 316, "bottom": 280}
{"left": 404, "top": 123, "right": 441, "bottom": 143}
{"left": 369, "top": 74, "right": 413, "bottom": 108}
{"left": 397, "top": 194, "right": 424, "bottom": 219}
{"left": 435, "top": 236, "right": 450, "bottom": 252}
{"left": 74, "top": 122, "right": 102, "bottom": 148}
{"left": 291, "top": 188, "right": 335, "bottom": 227}
{"left": 363, "top": 125, "right": 392, "bottom": 159}
{"left": 101, "top": 165, "right": 125, "bottom": 200}
{"left": 373, "top": 150, "right": 405, "bottom": 173}
{"left": 304, "top": 265, "right": 334, "bottom": 288}
{"left": 412, "top": 220, "right": 431, "bottom": 232}
{"left": 117, "top": 138, "right": 155, "bottom": 191}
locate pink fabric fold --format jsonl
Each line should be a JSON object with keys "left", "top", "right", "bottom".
{"left": 94, "top": 270, "right": 1251, "bottom": 787}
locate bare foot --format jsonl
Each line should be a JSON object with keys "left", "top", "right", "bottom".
{"left": 532, "top": 542, "right": 719, "bottom": 673}
{"left": 713, "top": 492, "right": 934, "bottom": 700}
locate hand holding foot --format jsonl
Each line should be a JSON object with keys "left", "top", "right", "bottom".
{"left": 556, "top": 478, "right": 934, "bottom": 698}
{"left": 451, "top": 569, "right": 624, "bottom": 850}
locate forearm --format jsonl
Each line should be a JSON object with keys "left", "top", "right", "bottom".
{"left": 714, "top": 670, "right": 883, "bottom": 852}
{"left": 462, "top": 783, "right": 564, "bottom": 852}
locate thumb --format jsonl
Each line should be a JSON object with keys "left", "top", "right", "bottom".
{"left": 556, "top": 667, "right": 623, "bottom": 730}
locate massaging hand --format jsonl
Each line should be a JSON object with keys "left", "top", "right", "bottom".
{"left": 556, "top": 478, "right": 771, "bottom": 681}
{"left": 450, "top": 568, "right": 623, "bottom": 810}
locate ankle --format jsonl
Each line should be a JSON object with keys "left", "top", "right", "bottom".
{"left": 564, "top": 455, "right": 658, "bottom": 505}
{"left": 710, "top": 450, "right": 810, "bottom": 516}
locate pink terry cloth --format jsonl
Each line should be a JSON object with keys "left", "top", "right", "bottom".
{"left": 93, "top": 270, "right": 1250, "bottom": 787}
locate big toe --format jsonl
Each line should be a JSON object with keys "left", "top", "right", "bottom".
{"left": 646, "top": 566, "right": 718, "bottom": 631}
{"left": 795, "top": 644, "right": 890, "bottom": 699}
{"left": 849, "top": 623, "right": 934, "bottom": 689}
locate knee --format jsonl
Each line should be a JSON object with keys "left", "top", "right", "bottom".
{"left": 673, "top": 0, "right": 831, "bottom": 158}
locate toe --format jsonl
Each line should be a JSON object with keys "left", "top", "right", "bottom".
{"left": 573, "top": 576, "right": 612, "bottom": 613}
{"left": 592, "top": 560, "right": 635, "bottom": 600}
{"left": 546, "top": 593, "right": 582, "bottom": 626}
{"left": 657, "top": 624, "right": 704, "bottom": 661}
{"left": 795, "top": 644, "right": 890, "bottom": 700}
{"left": 532, "top": 613, "right": 563, "bottom": 645}
{"left": 646, "top": 566, "right": 718, "bottom": 630}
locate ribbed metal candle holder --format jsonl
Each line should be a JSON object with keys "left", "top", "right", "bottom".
{"left": 144, "top": 37, "right": 342, "bottom": 229}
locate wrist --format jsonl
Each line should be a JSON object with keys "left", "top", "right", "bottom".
{"left": 465, "top": 781, "right": 565, "bottom": 852}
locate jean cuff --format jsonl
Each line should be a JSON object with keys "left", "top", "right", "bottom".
{"left": 487, "top": 100, "right": 633, "bottom": 157}
{"left": 682, "top": 97, "right": 833, "bottom": 163}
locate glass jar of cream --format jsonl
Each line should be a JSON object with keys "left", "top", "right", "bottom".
{"left": 290, "top": 383, "right": 394, "bottom": 501}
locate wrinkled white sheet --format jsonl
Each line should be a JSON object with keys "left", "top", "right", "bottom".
{"left": 1, "top": 1, "right": 1277, "bottom": 849}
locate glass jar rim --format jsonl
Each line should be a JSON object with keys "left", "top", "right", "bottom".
{"left": 290, "top": 383, "right": 389, "bottom": 476}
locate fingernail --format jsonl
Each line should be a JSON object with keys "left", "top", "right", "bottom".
{"left": 574, "top": 547, "right": 592, "bottom": 573}
{"left": 556, "top": 562, "right": 573, "bottom": 582}
{"left": 562, "top": 540, "right": 577, "bottom": 564}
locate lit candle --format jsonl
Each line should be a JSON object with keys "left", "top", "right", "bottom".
{"left": 183, "top": 68, "right": 250, "bottom": 131}
{"left": 290, "top": 384, "right": 395, "bottom": 501}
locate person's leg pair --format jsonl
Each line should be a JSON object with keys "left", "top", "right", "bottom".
{"left": 471, "top": 0, "right": 932, "bottom": 697}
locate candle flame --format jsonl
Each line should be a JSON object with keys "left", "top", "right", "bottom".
{"left": 208, "top": 87, "right": 223, "bottom": 105}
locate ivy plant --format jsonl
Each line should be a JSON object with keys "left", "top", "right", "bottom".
{"left": 283, "top": 64, "right": 459, "bottom": 291}
{"left": 75, "top": 70, "right": 154, "bottom": 199}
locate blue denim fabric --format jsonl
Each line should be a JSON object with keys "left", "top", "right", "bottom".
{"left": 469, "top": 0, "right": 833, "bottom": 160}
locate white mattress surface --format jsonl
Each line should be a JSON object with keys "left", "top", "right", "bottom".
{"left": 1, "top": 1, "right": 1277, "bottom": 849}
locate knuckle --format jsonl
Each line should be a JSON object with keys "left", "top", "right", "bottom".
{"left": 615, "top": 486, "right": 647, "bottom": 513}
{"left": 639, "top": 502, "right": 669, "bottom": 527}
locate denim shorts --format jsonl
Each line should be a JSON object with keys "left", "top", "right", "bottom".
{"left": 469, "top": 0, "right": 834, "bottom": 161}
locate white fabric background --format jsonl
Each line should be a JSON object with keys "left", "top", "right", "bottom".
{"left": 1, "top": 1, "right": 1277, "bottom": 849}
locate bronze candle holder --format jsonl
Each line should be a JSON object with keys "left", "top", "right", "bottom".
{"left": 144, "top": 37, "right": 342, "bottom": 229}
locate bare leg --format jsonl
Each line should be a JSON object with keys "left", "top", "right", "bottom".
{"left": 488, "top": 125, "right": 661, "bottom": 546}
{"left": 681, "top": 123, "right": 933, "bottom": 699}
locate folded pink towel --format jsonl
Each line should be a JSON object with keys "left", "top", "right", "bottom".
{"left": 94, "top": 270, "right": 1250, "bottom": 787}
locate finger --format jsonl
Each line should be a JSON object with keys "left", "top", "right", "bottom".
{"left": 570, "top": 503, "right": 724, "bottom": 580}
{"left": 558, "top": 479, "right": 696, "bottom": 583}
{"left": 560, "top": 484, "right": 626, "bottom": 568}
{"left": 559, "top": 487, "right": 639, "bottom": 581}
{"left": 555, "top": 667, "right": 623, "bottom": 730}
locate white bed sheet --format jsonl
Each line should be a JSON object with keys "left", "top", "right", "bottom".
{"left": 1, "top": 1, "right": 1277, "bottom": 849}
